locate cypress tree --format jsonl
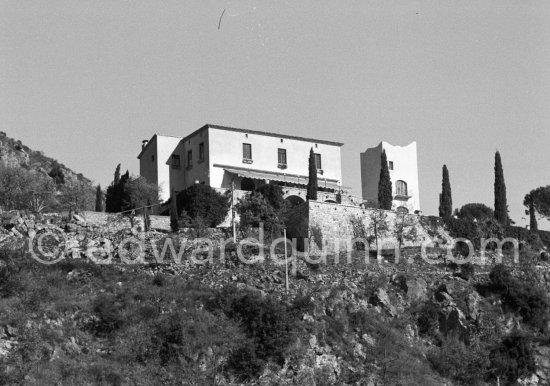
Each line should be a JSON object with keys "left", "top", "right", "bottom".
{"left": 95, "top": 184, "right": 103, "bottom": 212}
{"left": 306, "top": 148, "right": 318, "bottom": 201}
{"left": 439, "top": 165, "right": 452, "bottom": 219}
{"left": 105, "top": 165, "right": 129, "bottom": 213}
{"left": 529, "top": 199, "right": 538, "bottom": 231}
{"left": 494, "top": 151, "right": 508, "bottom": 225}
{"left": 378, "top": 150, "right": 393, "bottom": 210}
{"left": 114, "top": 163, "right": 121, "bottom": 185}
{"left": 170, "top": 189, "right": 179, "bottom": 232}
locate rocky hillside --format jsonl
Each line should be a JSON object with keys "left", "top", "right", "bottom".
{"left": 0, "top": 131, "right": 90, "bottom": 184}
{"left": 0, "top": 213, "right": 550, "bottom": 385}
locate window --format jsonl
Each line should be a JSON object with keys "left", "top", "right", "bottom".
{"left": 389, "top": 161, "right": 394, "bottom": 170}
{"left": 396, "top": 180, "right": 408, "bottom": 196}
{"left": 171, "top": 154, "right": 181, "bottom": 169}
{"left": 187, "top": 150, "right": 193, "bottom": 168}
{"left": 199, "top": 143, "right": 204, "bottom": 162}
{"left": 314, "top": 153, "right": 322, "bottom": 170}
{"left": 396, "top": 206, "right": 409, "bottom": 214}
{"left": 278, "top": 148, "right": 287, "bottom": 166}
{"left": 243, "top": 143, "right": 252, "bottom": 160}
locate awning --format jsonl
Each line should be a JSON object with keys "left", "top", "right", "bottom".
{"left": 217, "top": 164, "right": 340, "bottom": 190}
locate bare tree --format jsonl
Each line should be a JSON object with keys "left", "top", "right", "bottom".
{"left": 393, "top": 211, "right": 418, "bottom": 262}
{"left": 367, "top": 209, "right": 390, "bottom": 258}
{"left": 58, "top": 179, "right": 95, "bottom": 218}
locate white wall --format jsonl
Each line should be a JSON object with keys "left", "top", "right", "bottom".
{"left": 139, "top": 136, "right": 158, "bottom": 193}
{"left": 208, "top": 127, "right": 343, "bottom": 189}
{"left": 360, "top": 141, "right": 420, "bottom": 212}
{"left": 143, "top": 135, "right": 183, "bottom": 202}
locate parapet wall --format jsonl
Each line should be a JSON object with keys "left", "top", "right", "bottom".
{"left": 79, "top": 211, "right": 171, "bottom": 232}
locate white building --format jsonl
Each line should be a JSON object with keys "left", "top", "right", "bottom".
{"left": 360, "top": 141, "right": 420, "bottom": 213}
{"left": 138, "top": 124, "right": 344, "bottom": 205}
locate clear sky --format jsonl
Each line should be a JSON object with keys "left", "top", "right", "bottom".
{"left": 1, "top": 1, "right": 549, "bottom": 229}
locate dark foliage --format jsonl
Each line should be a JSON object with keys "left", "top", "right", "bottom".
{"left": 0, "top": 261, "right": 24, "bottom": 298}
{"left": 255, "top": 183, "right": 285, "bottom": 210}
{"left": 489, "top": 332, "right": 536, "bottom": 383}
{"left": 504, "top": 226, "right": 543, "bottom": 249}
{"left": 48, "top": 162, "right": 65, "bottom": 185}
{"left": 169, "top": 191, "right": 179, "bottom": 232}
{"left": 455, "top": 262, "right": 475, "bottom": 280}
{"left": 176, "top": 184, "right": 230, "bottom": 227}
{"left": 91, "top": 294, "right": 125, "bottom": 336}
{"left": 105, "top": 165, "right": 130, "bottom": 213}
{"left": 94, "top": 184, "right": 103, "bottom": 212}
{"left": 524, "top": 186, "right": 550, "bottom": 231}
{"left": 227, "top": 292, "right": 294, "bottom": 365}
{"left": 208, "top": 288, "right": 298, "bottom": 379}
{"left": 457, "top": 203, "right": 494, "bottom": 221}
{"left": 236, "top": 192, "right": 285, "bottom": 238}
{"left": 487, "top": 265, "right": 550, "bottom": 331}
{"left": 428, "top": 337, "right": 490, "bottom": 384}
{"left": 494, "top": 151, "right": 508, "bottom": 225}
{"left": 306, "top": 148, "right": 318, "bottom": 201}
{"left": 417, "top": 300, "right": 441, "bottom": 338}
{"left": 439, "top": 165, "right": 452, "bottom": 219}
{"left": 378, "top": 150, "right": 392, "bottom": 210}
{"left": 226, "top": 344, "right": 265, "bottom": 381}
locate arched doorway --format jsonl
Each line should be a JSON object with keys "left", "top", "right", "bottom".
{"left": 285, "top": 195, "right": 305, "bottom": 208}
{"left": 241, "top": 177, "right": 256, "bottom": 192}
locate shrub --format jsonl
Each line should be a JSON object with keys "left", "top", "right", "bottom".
{"left": 487, "top": 264, "right": 550, "bottom": 331}
{"left": 152, "top": 273, "right": 165, "bottom": 286}
{"left": 455, "top": 262, "right": 475, "bottom": 280}
{"left": 489, "top": 332, "right": 535, "bottom": 384}
{"left": 236, "top": 192, "right": 284, "bottom": 239}
{"left": 428, "top": 336, "right": 490, "bottom": 384}
{"left": 417, "top": 300, "right": 441, "bottom": 338}
{"left": 176, "top": 184, "right": 230, "bottom": 227}
{"left": 91, "top": 294, "right": 125, "bottom": 336}
{"left": 227, "top": 292, "right": 294, "bottom": 365}
{"left": 226, "top": 343, "right": 265, "bottom": 381}
{"left": 255, "top": 183, "right": 285, "bottom": 210}
{"left": 291, "top": 293, "right": 315, "bottom": 317}
{"left": 0, "top": 261, "right": 25, "bottom": 298}
{"left": 362, "top": 272, "right": 388, "bottom": 300}
{"left": 505, "top": 226, "right": 544, "bottom": 250}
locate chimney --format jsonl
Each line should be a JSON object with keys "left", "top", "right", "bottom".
{"left": 142, "top": 140, "right": 149, "bottom": 150}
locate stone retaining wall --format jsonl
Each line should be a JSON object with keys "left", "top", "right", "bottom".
{"left": 286, "top": 201, "right": 450, "bottom": 254}
{"left": 79, "top": 211, "right": 171, "bottom": 232}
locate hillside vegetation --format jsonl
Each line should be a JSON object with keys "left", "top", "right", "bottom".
{"left": 1, "top": 211, "right": 550, "bottom": 385}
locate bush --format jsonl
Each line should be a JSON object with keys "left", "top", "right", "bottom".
{"left": 0, "top": 262, "right": 25, "bottom": 298}
{"left": 176, "top": 184, "right": 230, "bottom": 227}
{"left": 152, "top": 273, "right": 165, "bottom": 286}
{"left": 417, "top": 300, "right": 441, "bottom": 338}
{"left": 489, "top": 332, "right": 536, "bottom": 384}
{"left": 227, "top": 292, "right": 294, "bottom": 364}
{"left": 428, "top": 336, "right": 490, "bottom": 384}
{"left": 255, "top": 183, "right": 285, "bottom": 210}
{"left": 487, "top": 264, "right": 550, "bottom": 331}
{"left": 455, "top": 262, "right": 475, "bottom": 280}
{"left": 457, "top": 203, "right": 494, "bottom": 221}
{"left": 226, "top": 343, "right": 265, "bottom": 381}
{"left": 91, "top": 294, "right": 125, "bottom": 336}
{"left": 505, "top": 226, "right": 544, "bottom": 250}
{"left": 236, "top": 192, "right": 284, "bottom": 239}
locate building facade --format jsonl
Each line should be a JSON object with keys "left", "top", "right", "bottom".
{"left": 138, "top": 124, "right": 344, "bottom": 204}
{"left": 360, "top": 141, "right": 420, "bottom": 213}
